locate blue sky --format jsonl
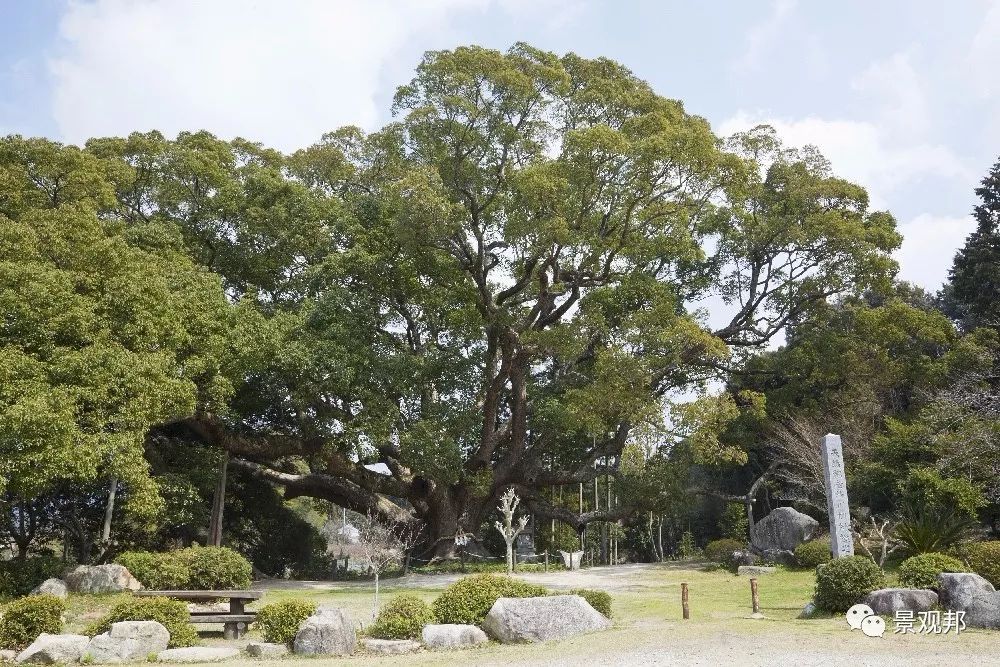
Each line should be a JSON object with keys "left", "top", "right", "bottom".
{"left": 2, "top": 0, "right": 998, "bottom": 292}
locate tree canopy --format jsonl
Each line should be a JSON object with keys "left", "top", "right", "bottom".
{"left": 2, "top": 43, "right": 907, "bottom": 559}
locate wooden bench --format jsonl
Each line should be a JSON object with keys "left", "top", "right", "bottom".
{"left": 135, "top": 590, "right": 263, "bottom": 639}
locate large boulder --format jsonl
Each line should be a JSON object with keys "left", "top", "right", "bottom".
{"left": 737, "top": 566, "right": 776, "bottom": 576}
{"left": 965, "top": 591, "right": 1000, "bottom": 629}
{"left": 421, "top": 624, "right": 488, "bottom": 649}
{"left": 750, "top": 507, "right": 818, "bottom": 553}
{"left": 63, "top": 564, "right": 141, "bottom": 594}
{"left": 937, "top": 572, "right": 996, "bottom": 611}
{"left": 864, "top": 588, "right": 938, "bottom": 615}
{"left": 14, "top": 633, "right": 89, "bottom": 664}
{"left": 29, "top": 579, "right": 67, "bottom": 600}
{"left": 155, "top": 647, "right": 241, "bottom": 663}
{"left": 482, "top": 595, "right": 611, "bottom": 644}
{"left": 83, "top": 621, "right": 170, "bottom": 664}
{"left": 292, "top": 608, "right": 355, "bottom": 656}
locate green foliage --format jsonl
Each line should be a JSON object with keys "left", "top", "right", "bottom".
{"left": 946, "top": 157, "right": 1000, "bottom": 330}
{"left": 184, "top": 546, "right": 252, "bottom": 590}
{"left": 897, "top": 553, "right": 965, "bottom": 589}
{"left": 677, "top": 531, "right": 701, "bottom": 560}
{"left": 814, "top": 556, "right": 887, "bottom": 613}
{"left": 569, "top": 589, "right": 612, "bottom": 618}
{"left": 794, "top": 538, "right": 832, "bottom": 569}
{"left": 88, "top": 597, "right": 197, "bottom": 648}
{"left": 367, "top": 594, "right": 435, "bottom": 640}
{"left": 0, "top": 554, "right": 63, "bottom": 598}
{"left": 115, "top": 551, "right": 189, "bottom": 590}
{"left": 895, "top": 468, "right": 984, "bottom": 519}
{"left": 894, "top": 506, "right": 977, "bottom": 556}
{"left": 432, "top": 574, "right": 547, "bottom": 625}
{"left": 718, "top": 504, "right": 749, "bottom": 541}
{"left": 0, "top": 594, "right": 65, "bottom": 650}
{"left": 964, "top": 541, "right": 1000, "bottom": 587}
{"left": 114, "top": 546, "right": 251, "bottom": 590}
{"left": 255, "top": 600, "right": 317, "bottom": 645}
{"left": 704, "top": 539, "right": 745, "bottom": 568}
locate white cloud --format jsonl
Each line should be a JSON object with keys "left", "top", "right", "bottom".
{"left": 894, "top": 213, "right": 975, "bottom": 290}
{"left": 734, "top": 0, "right": 797, "bottom": 73}
{"left": 717, "top": 112, "right": 974, "bottom": 210}
{"left": 969, "top": 2, "right": 1000, "bottom": 98}
{"left": 48, "top": 0, "right": 577, "bottom": 152}
{"left": 852, "top": 51, "right": 928, "bottom": 137}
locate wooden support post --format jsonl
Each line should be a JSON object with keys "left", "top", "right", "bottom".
{"left": 750, "top": 577, "right": 761, "bottom": 617}
{"left": 681, "top": 582, "right": 690, "bottom": 620}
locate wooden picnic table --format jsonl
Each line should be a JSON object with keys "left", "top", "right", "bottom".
{"left": 135, "top": 590, "right": 263, "bottom": 639}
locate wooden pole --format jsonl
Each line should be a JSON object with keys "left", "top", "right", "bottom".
{"left": 750, "top": 577, "right": 761, "bottom": 615}
{"left": 681, "top": 582, "right": 690, "bottom": 619}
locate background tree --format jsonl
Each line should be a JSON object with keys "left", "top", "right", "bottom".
{"left": 945, "top": 156, "right": 1000, "bottom": 331}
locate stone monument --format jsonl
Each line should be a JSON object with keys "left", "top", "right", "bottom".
{"left": 820, "top": 433, "right": 854, "bottom": 557}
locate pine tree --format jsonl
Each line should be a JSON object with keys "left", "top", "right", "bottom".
{"left": 947, "top": 157, "right": 1000, "bottom": 330}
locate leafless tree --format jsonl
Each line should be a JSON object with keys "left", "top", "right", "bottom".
{"left": 495, "top": 488, "right": 529, "bottom": 574}
{"left": 355, "top": 511, "right": 419, "bottom": 620}
{"left": 852, "top": 515, "right": 901, "bottom": 567}
{"left": 766, "top": 411, "right": 874, "bottom": 510}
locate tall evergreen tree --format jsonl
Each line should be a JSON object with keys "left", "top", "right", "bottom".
{"left": 947, "top": 157, "right": 1000, "bottom": 330}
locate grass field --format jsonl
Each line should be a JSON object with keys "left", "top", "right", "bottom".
{"left": 43, "top": 563, "right": 1000, "bottom": 666}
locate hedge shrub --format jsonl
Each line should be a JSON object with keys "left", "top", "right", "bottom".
{"left": 0, "top": 555, "right": 64, "bottom": 598}
{"left": 0, "top": 594, "right": 65, "bottom": 651}
{"left": 116, "top": 551, "right": 190, "bottom": 590}
{"left": 185, "top": 546, "right": 252, "bottom": 590}
{"left": 794, "top": 538, "right": 832, "bottom": 569}
{"left": 898, "top": 553, "right": 965, "bottom": 589}
{"left": 255, "top": 600, "right": 317, "bottom": 645}
{"left": 704, "top": 539, "right": 745, "bottom": 568}
{"left": 964, "top": 541, "right": 1000, "bottom": 587}
{"left": 114, "top": 547, "right": 251, "bottom": 591}
{"left": 88, "top": 596, "right": 198, "bottom": 648}
{"left": 432, "top": 574, "right": 547, "bottom": 625}
{"left": 814, "top": 556, "right": 886, "bottom": 613}
{"left": 367, "top": 594, "right": 435, "bottom": 640}
{"left": 569, "top": 589, "right": 612, "bottom": 618}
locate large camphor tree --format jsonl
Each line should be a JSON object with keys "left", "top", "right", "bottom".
{"left": 4, "top": 44, "right": 900, "bottom": 559}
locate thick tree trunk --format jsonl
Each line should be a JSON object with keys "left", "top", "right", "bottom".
{"left": 101, "top": 478, "right": 118, "bottom": 544}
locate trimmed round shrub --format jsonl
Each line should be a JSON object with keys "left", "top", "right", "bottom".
{"left": 256, "top": 600, "right": 317, "bottom": 645}
{"left": 814, "top": 556, "right": 887, "bottom": 613}
{"left": 432, "top": 574, "right": 547, "bottom": 625}
{"left": 0, "top": 555, "right": 64, "bottom": 598}
{"left": 704, "top": 539, "right": 745, "bottom": 567}
{"left": 569, "top": 588, "right": 612, "bottom": 618}
{"left": 88, "top": 596, "right": 198, "bottom": 648}
{"left": 367, "top": 594, "right": 435, "bottom": 640}
{"left": 898, "top": 553, "right": 965, "bottom": 589}
{"left": 0, "top": 594, "right": 65, "bottom": 651}
{"left": 116, "top": 551, "right": 190, "bottom": 590}
{"left": 964, "top": 541, "right": 1000, "bottom": 587}
{"left": 184, "top": 546, "right": 253, "bottom": 590}
{"left": 794, "top": 537, "right": 832, "bottom": 569}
